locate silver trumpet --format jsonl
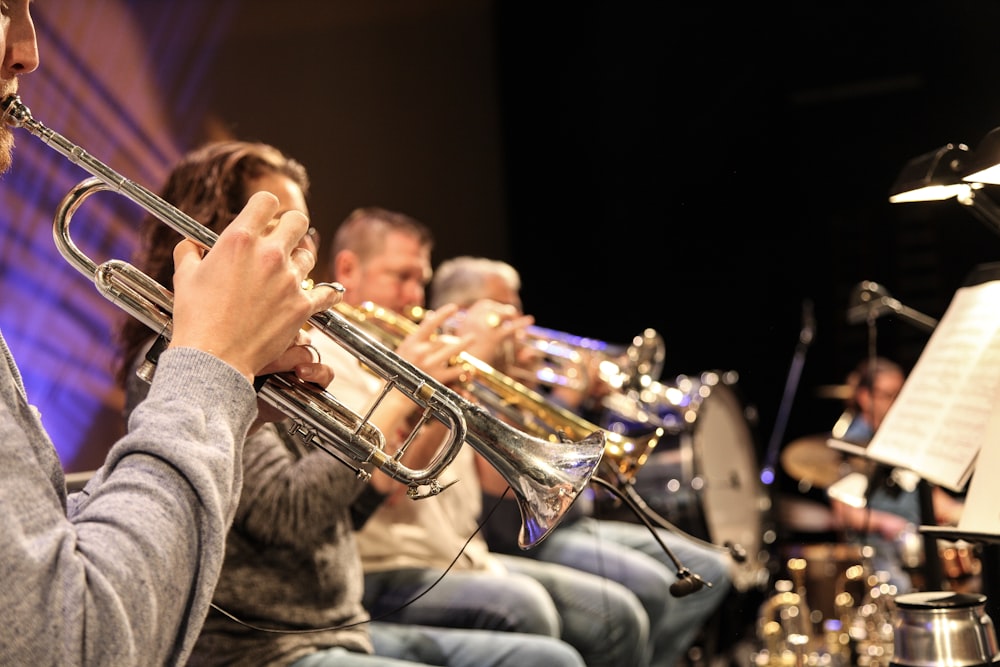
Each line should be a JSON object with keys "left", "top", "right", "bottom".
{"left": 1, "top": 94, "right": 605, "bottom": 550}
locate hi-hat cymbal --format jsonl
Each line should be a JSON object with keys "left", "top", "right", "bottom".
{"left": 780, "top": 434, "right": 868, "bottom": 489}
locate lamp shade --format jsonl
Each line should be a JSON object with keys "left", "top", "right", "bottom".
{"left": 889, "top": 143, "right": 972, "bottom": 203}
{"left": 962, "top": 126, "right": 1000, "bottom": 185}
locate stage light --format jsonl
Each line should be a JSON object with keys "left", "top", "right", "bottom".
{"left": 888, "top": 143, "right": 972, "bottom": 203}
{"left": 962, "top": 127, "right": 1000, "bottom": 185}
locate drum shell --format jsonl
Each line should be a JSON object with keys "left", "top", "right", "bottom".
{"left": 604, "top": 372, "right": 768, "bottom": 590}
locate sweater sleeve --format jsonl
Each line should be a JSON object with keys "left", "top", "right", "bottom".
{"left": 0, "top": 346, "right": 255, "bottom": 666}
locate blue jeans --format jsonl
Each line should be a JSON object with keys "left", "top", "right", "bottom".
{"left": 289, "top": 621, "right": 585, "bottom": 667}
{"left": 363, "top": 561, "right": 649, "bottom": 667}
{"left": 516, "top": 516, "right": 734, "bottom": 667}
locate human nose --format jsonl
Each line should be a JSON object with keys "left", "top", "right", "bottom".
{"left": 5, "top": 7, "right": 40, "bottom": 77}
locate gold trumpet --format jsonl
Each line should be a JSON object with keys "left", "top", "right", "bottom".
{"left": 338, "top": 301, "right": 663, "bottom": 485}
{"left": 1, "top": 94, "right": 605, "bottom": 550}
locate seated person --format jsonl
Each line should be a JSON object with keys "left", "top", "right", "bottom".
{"left": 316, "top": 208, "right": 652, "bottom": 667}
{"left": 828, "top": 356, "right": 964, "bottom": 592}
{"left": 118, "top": 142, "right": 587, "bottom": 667}
{"left": 429, "top": 255, "right": 736, "bottom": 667}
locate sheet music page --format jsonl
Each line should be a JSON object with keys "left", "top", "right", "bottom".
{"left": 954, "top": 406, "right": 1000, "bottom": 534}
{"left": 866, "top": 280, "right": 1000, "bottom": 492}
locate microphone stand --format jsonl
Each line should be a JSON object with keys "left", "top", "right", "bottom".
{"left": 590, "top": 476, "right": 727, "bottom": 598}
{"left": 761, "top": 299, "right": 816, "bottom": 486}
{"left": 846, "top": 281, "right": 938, "bottom": 333}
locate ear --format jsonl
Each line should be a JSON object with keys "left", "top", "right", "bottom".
{"left": 333, "top": 250, "right": 360, "bottom": 290}
{"left": 854, "top": 385, "right": 873, "bottom": 412}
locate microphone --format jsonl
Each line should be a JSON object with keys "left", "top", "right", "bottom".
{"left": 669, "top": 568, "right": 706, "bottom": 598}
{"left": 845, "top": 280, "right": 939, "bottom": 332}
{"left": 846, "top": 280, "right": 895, "bottom": 324}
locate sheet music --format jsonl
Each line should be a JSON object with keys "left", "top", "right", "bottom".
{"left": 921, "top": 406, "right": 1000, "bottom": 540}
{"left": 955, "top": 416, "right": 1000, "bottom": 533}
{"left": 866, "top": 280, "right": 1000, "bottom": 492}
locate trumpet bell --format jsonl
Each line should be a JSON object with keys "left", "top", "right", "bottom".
{"left": 504, "top": 429, "right": 607, "bottom": 548}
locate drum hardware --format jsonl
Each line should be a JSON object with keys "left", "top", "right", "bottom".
{"left": 941, "top": 541, "right": 984, "bottom": 584}
{"left": 754, "top": 547, "right": 900, "bottom": 667}
{"left": 755, "top": 580, "right": 814, "bottom": 665}
{"left": 896, "top": 527, "right": 983, "bottom": 593}
{"left": 849, "top": 569, "right": 897, "bottom": 667}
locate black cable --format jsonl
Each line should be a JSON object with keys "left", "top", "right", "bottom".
{"left": 589, "top": 476, "right": 719, "bottom": 597}
{"left": 211, "top": 482, "right": 512, "bottom": 634}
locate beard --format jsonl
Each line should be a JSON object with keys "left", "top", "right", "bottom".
{"left": 0, "top": 129, "right": 13, "bottom": 174}
{"left": 0, "top": 82, "right": 16, "bottom": 173}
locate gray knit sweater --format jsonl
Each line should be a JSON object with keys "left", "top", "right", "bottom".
{"left": 0, "top": 332, "right": 253, "bottom": 666}
{"left": 124, "top": 361, "right": 375, "bottom": 667}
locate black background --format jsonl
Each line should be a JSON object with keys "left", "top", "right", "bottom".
{"left": 128, "top": 0, "right": 1000, "bottom": 472}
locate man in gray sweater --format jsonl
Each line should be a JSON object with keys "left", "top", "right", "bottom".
{"left": 0, "top": 4, "right": 341, "bottom": 664}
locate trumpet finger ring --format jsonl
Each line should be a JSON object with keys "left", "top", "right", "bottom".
{"left": 314, "top": 282, "right": 345, "bottom": 296}
{"left": 303, "top": 343, "right": 321, "bottom": 364}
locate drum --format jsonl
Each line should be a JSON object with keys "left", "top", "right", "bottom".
{"left": 607, "top": 370, "right": 769, "bottom": 590}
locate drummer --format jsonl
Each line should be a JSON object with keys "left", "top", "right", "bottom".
{"left": 827, "top": 356, "right": 965, "bottom": 592}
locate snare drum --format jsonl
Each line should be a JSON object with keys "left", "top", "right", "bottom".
{"left": 611, "top": 370, "right": 770, "bottom": 590}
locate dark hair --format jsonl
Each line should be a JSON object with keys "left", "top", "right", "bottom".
{"left": 329, "top": 206, "right": 433, "bottom": 269}
{"left": 115, "top": 140, "right": 309, "bottom": 387}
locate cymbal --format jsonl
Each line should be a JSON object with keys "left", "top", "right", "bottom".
{"left": 815, "top": 384, "right": 852, "bottom": 400}
{"left": 780, "top": 434, "right": 867, "bottom": 489}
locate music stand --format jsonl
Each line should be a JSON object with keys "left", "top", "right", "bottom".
{"left": 915, "top": 262, "right": 1000, "bottom": 621}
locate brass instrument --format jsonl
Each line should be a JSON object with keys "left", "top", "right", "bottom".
{"left": 337, "top": 301, "right": 663, "bottom": 485}
{"left": 516, "top": 324, "right": 666, "bottom": 395}
{"left": 1, "top": 94, "right": 605, "bottom": 550}
{"left": 514, "top": 325, "right": 700, "bottom": 436}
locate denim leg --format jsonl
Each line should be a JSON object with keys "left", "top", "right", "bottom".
{"left": 596, "top": 519, "right": 734, "bottom": 667}
{"left": 290, "top": 645, "right": 425, "bottom": 667}
{"left": 371, "top": 621, "right": 586, "bottom": 667}
{"left": 525, "top": 517, "right": 734, "bottom": 667}
{"left": 497, "top": 553, "right": 651, "bottom": 667}
{"left": 363, "top": 568, "right": 562, "bottom": 637}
